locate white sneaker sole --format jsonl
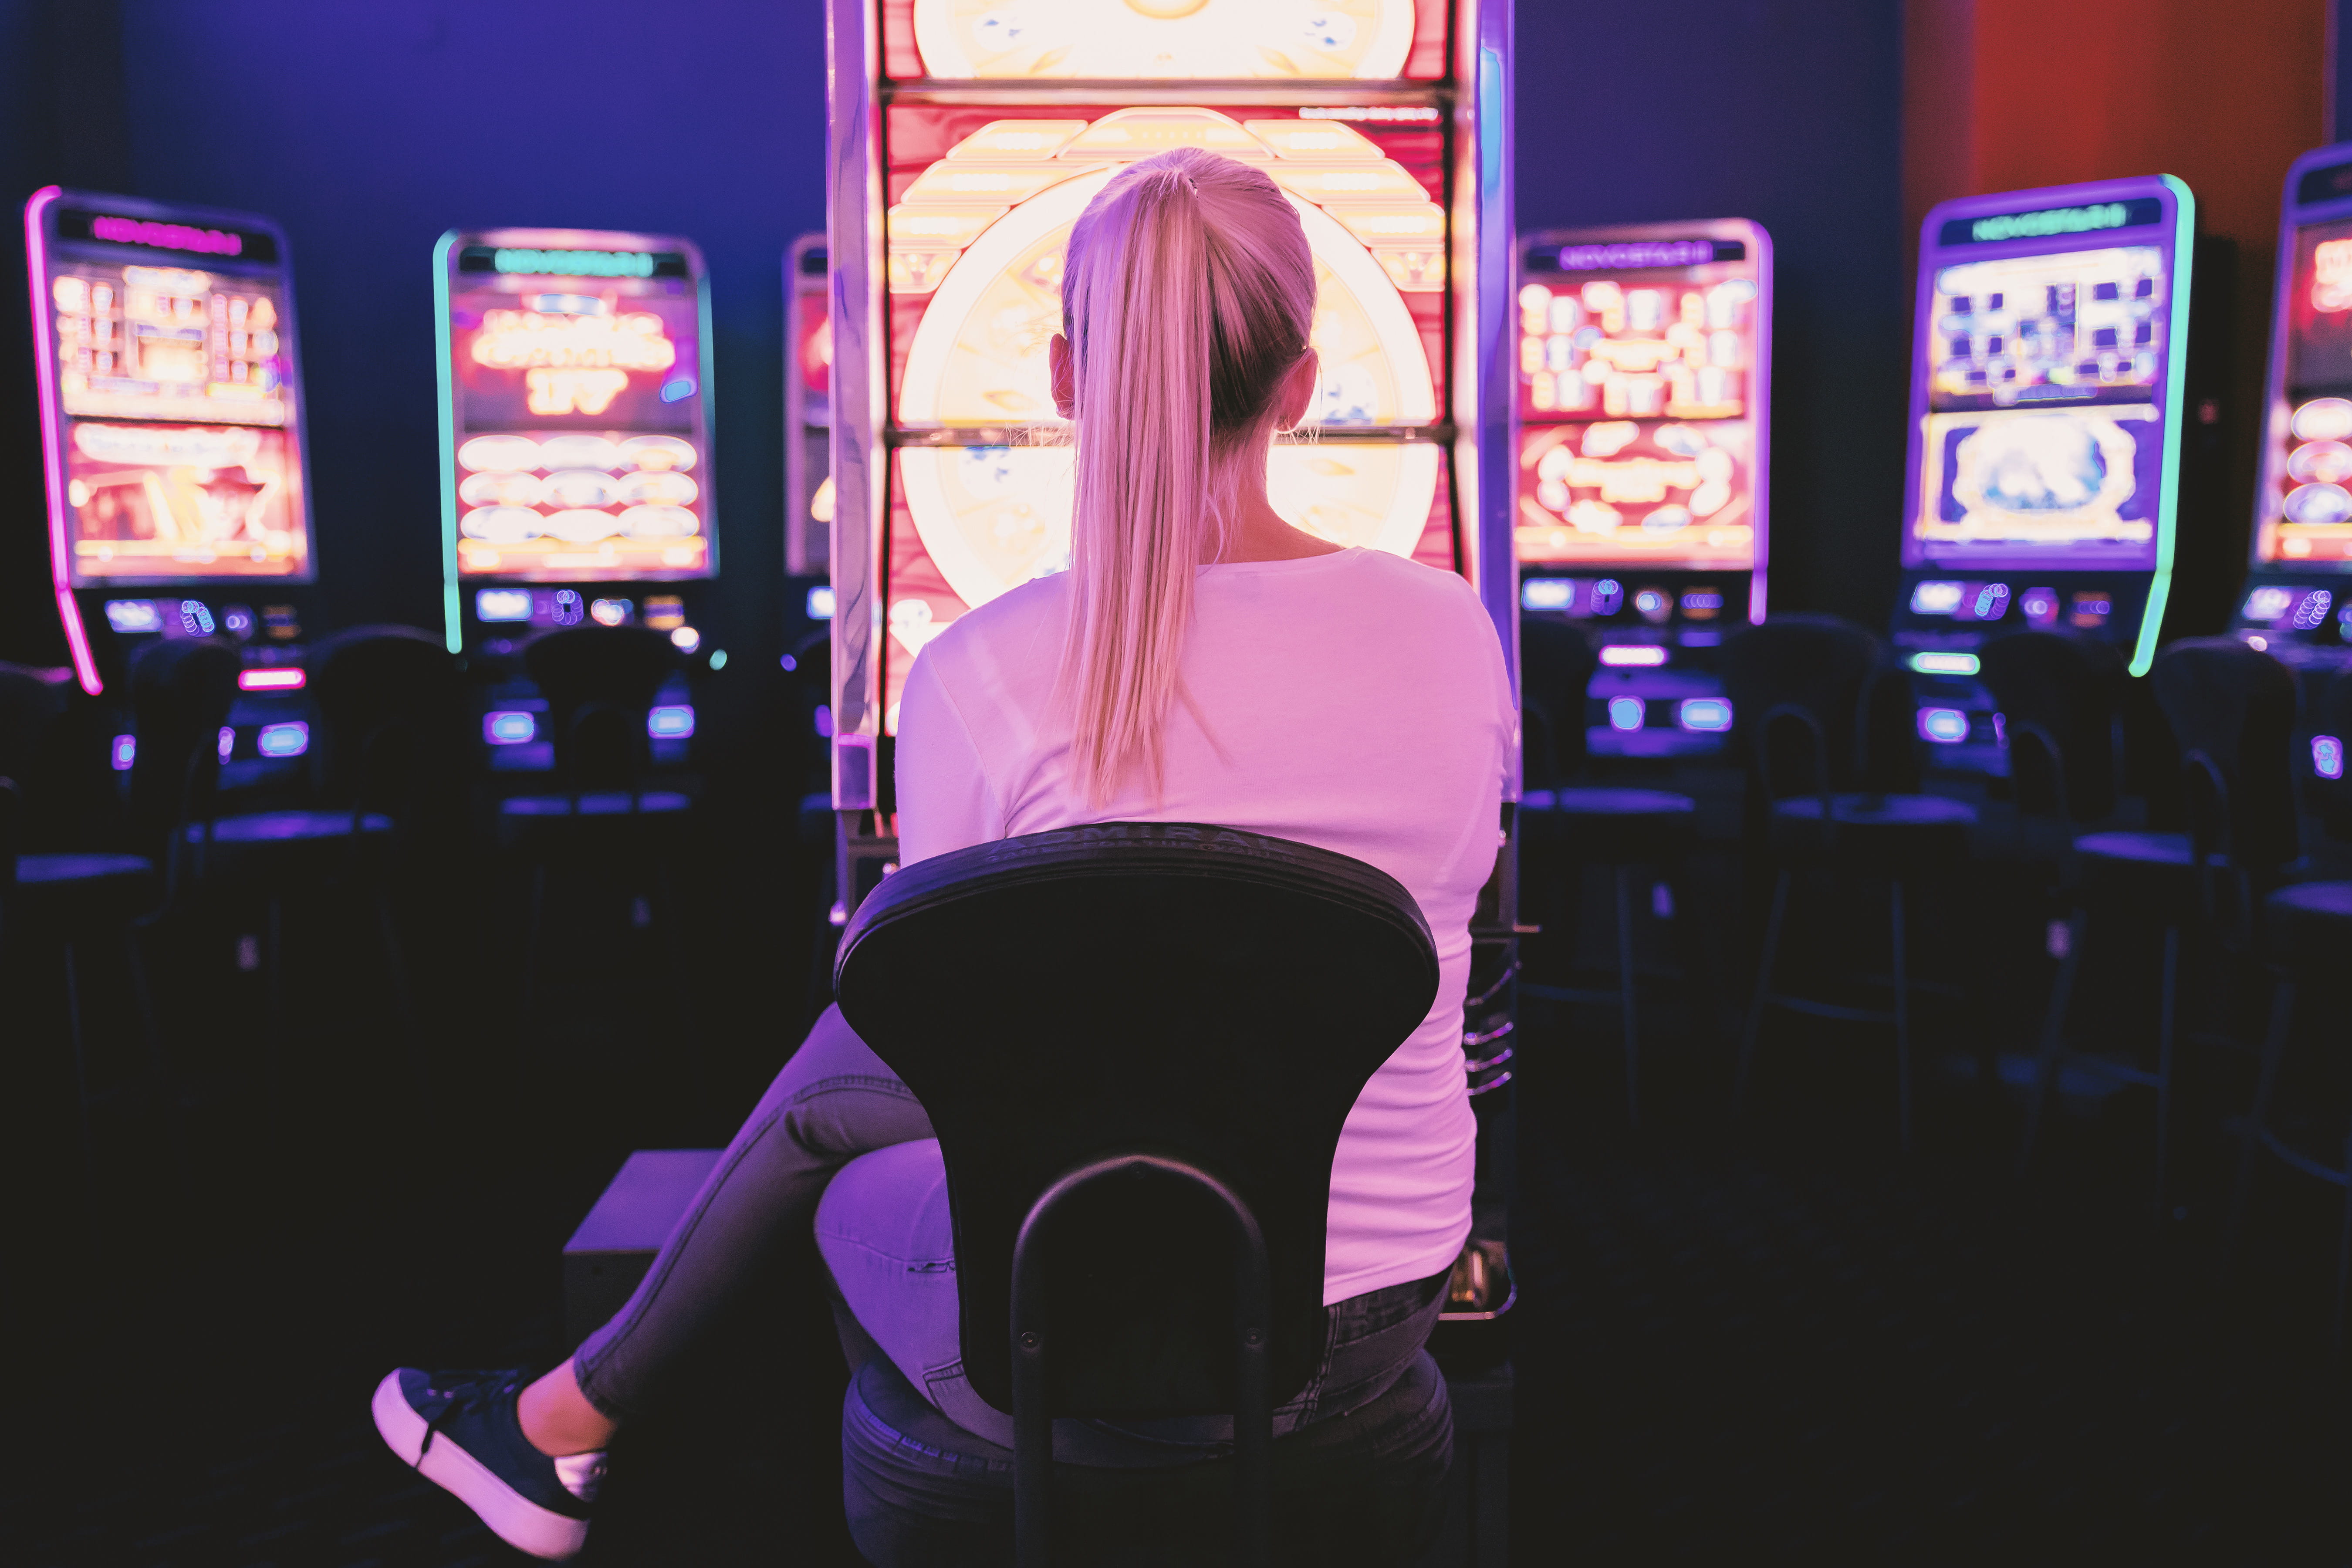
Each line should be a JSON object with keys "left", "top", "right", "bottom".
{"left": 371, "top": 1370, "right": 591, "bottom": 1561}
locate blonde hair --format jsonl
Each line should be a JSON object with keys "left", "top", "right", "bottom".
{"left": 1058, "top": 147, "right": 1316, "bottom": 803}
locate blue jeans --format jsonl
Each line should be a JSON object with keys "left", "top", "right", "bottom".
{"left": 574, "top": 1005, "right": 1442, "bottom": 1443}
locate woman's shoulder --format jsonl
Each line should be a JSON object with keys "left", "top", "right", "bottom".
{"left": 1339, "top": 549, "right": 1495, "bottom": 633}
{"left": 918, "top": 571, "right": 1070, "bottom": 682}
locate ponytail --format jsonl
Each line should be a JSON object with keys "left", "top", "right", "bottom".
{"left": 1058, "top": 148, "right": 1315, "bottom": 803}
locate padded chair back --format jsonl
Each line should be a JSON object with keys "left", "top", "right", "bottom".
{"left": 0, "top": 665, "right": 65, "bottom": 792}
{"left": 523, "top": 625, "right": 677, "bottom": 792}
{"left": 1977, "top": 631, "right": 2127, "bottom": 824}
{"left": 1720, "top": 615, "right": 1916, "bottom": 808}
{"left": 1518, "top": 615, "right": 1598, "bottom": 789}
{"left": 0, "top": 776, "right": 18, "bottom": 887}
{"left": 126, "top": 638, "right": 239, "bottom": 853}
{"left": 833, "top": 821, "right": 1439, "bottom": 1418}
{"left": 309, "top": 625, "right": 466, "bottom": 828}
{"left": 2151, "top": 638, "right": 2298, "bottom": 878}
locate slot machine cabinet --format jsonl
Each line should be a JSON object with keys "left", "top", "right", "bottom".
{"left": 825, "top": 0, "right": 1519, "bottom": 1338}
{"left": 2234, "top": 143, "right": 2352, "bottom": 674}
{"left": 786, "top": 233, "right": 834, "bottom": 580}
{"left": 1514, "top": 223, "right": 1771, "bottom": 759}
{"left": 1891, "top": 177, "right": 2197, "bottom": 774}
{"left": 24, "top": 188, "right": 325, "bottom": 789}
{"left": 436, "top": 229, "right": 716, "bottom": 774}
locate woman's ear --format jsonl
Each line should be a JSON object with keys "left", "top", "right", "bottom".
{"left": 1050, "top": 333, "right": 1075, "bottom": 419}
{"left": 1276, "top": 348, "right": 1320, "bottom": 432}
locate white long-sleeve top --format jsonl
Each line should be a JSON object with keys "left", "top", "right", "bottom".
{"left": 895, "top": 547, "right": 1514, "bottom": 1303}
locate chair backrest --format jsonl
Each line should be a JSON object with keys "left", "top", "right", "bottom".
{"left": 0, "top": 777, "right": 19, "bottom": 888}
{"left": 833, "top": 821, "right": 1439, "bottom": 1418}
{"left": 125, "top": 637, "right": 240, "bottom": 852}
{"left": 1976, "top": 630, "right": 2128, "bottom": 825}
{"left": 0, "top": 665, "right": 66, "bottom": 792}
{"left": 2150, "top": 637, "right": 2298, "bottom": 876}
{"left": 523, "top": 625, "right": 678, "bottom": 792}
{"left": 1517, "top": 615, "right": 1598, "bottom": 790}
{"left": 308, "top": 625, "right": 467, "bottom": 825}
{"left": 1720, "top": 615, "right": 1915, "bottom": 805}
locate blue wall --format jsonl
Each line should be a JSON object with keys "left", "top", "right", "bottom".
{"left": 2, "top": 0, "right": 1910, "bottom": 664}
{"left": 1515, "top": 0, "right": 1909, "bottom": 625}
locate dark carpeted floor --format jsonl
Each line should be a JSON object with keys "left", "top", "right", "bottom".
{"left": 5, "top": 820, "right": 2351, "bottom": 1567}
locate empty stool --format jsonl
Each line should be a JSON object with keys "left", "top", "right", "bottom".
{"left": 1724, "top": 616, "right": 1976, "bottom": 1152}
{"left": 2021, "top": 638, "right": 2297, "bottom": 1210}
{"left": 1517, "top": 612, "right": 1705, "bottom": 1123}
{"left": 830, "top": 821, "right": 1458, "bottom": 1567}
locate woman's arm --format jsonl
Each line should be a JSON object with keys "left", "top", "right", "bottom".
{"left": 893, "top": 646, "right": 1007, "bottom": 865}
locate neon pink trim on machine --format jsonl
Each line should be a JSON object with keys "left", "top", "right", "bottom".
{"left": 23, "top": 186, "right": 103, "bottom": 695}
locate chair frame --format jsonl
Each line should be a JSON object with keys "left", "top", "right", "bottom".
{"left": 1011, "top": 1152, "right": 1273, "bottom": 1568}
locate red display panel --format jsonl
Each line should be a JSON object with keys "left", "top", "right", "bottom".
{"left": 879, "top": 0, "right": 1446, "bottom": 81}
{"left": 439, "top": 233, "right": 714, "bottom": 583}
{"left": 2260, "top": 216, "right": 2352, "bottom": 563}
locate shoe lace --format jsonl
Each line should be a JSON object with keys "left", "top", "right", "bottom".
{"left": 414, "top": 1369, "right": 521, "bottom": 1466}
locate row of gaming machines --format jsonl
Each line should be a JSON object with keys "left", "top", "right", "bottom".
{"left": 23, "top": 196, "right": 725, "bottom": 779}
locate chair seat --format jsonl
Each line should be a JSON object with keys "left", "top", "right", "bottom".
{"left": 186, "top": 810, "right": 393, "bottom": 845}
{"left": 2264, "top": 880, "right": 2352, "bottom": 974}
{"left": 1767, "top": 792, "right": 1975, "bottom": 872}
{"left": 841, "top": 1349, "right": 1453, "bottom": 1568}
{"left": 500, "top": 790, "right": 691, "bottom": 818}
{"left": 2076, "top": 830, "right": 2199, "bottom": 867}
{"left": 14, "top": 852, "right": 153, "bottom": 886}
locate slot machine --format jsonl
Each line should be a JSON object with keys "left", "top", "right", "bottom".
{"left": 24, "top": 188, "right": 323, "bottom": 786}
{"left": 1514, "top": 222, "right": 1771, "bottom": 757}
{"left": 436, "top": 228, "right": 714, "bottom": 771}
{"left": 2233, "top": 143, "right": 2352, "bottom": 670}
{"left": 1892, "top": 177, "right": 2196, "bottom": 773}
{"left": 786, "top": 232, "right": 834, "bottom": 584}
{"left": 824, "top": 0, "right": 1517, "bottom": 1330}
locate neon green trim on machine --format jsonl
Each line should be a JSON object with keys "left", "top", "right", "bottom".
{"left": 2132, "top": 175, "right": 2194, "bottom": 679}
{"left": 432, "top": 231, "right": 463, "bottom": 654}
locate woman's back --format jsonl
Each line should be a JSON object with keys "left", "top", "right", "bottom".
{"left": 898, "top": 545, "right": 1513, "bottom": 1302}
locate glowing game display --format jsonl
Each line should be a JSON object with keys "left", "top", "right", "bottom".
{"left": 872, "top": 101, "right": 1457, "bottom": 728}
{"left": 437, "top": 230, "right": 714, "bottom": 587}
{"left": 1897, "top": 177, "right": 2193, "bottom": 686}
{"left": 26, "top": 191, "right": 311, "bottom": 590}
{"left": 2259, "top": 204, "right": 2352, "bottom": 564}
{"left": 1514, "top": 225, "right": 1770, "bottom": 574}
{"left": 882, "top": 0, "right": 1449, "bottom": 81}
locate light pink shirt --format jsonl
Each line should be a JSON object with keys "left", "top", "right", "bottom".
{"left": 895, "top": 547, "right": 1514, "bottom": 1304}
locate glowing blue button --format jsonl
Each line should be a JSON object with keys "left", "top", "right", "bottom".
{"left": 1919, "top": 707, "right": 1970, "bottom": 744}
{"left": 1677, "top": 698, "right": 1733, "bottom": 732}
{"left": 1522, "top": 578, "right": 1575, "bottom": 612}
{"left": 648, "top": 705, "right": 696, "bottom": 739}
{"left": 484, "top": 711, "right": 537, "bottom": 745}
{"left": 110, "top": 733, "right": 136, "bottom": 771}
{"left": 2316, "top": 734, "right": 2345, "bottom": 781}
{"left": 808, "top": 585, "right": 837, "bottom": 621}
{"left": 1909, "top": 651, "right": 1981, "bottom": 676}
{"left": 257, "top": 721, "right": 309, "bottom": 758}
{"left": 104, "top": 599, "right": 160, "bottom": 634}
{"left": 1608, "top": 696, "right": 1646, "bottom": 732}
{"left": 476, "top": 588, "right": 533, "bottom": 623}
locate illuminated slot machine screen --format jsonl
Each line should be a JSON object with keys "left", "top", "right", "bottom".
{"left": 787, "top": 233, "right": 833, "bottom": 577}
{"left": 25, "top": 189, "right": 314, "bottom": 692}
{"left": 1899, "top": 177, "right": 2193, "bottom": 681}
{"left": 437, "top": 229, "right": 714, "bottom": 649}
{"left": 873, "top": 103, "right": 1454, "bottom": 731}
{"left": 1514, "top": 222, "right": 1770, "bottom": 666}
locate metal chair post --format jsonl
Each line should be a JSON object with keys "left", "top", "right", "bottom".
{"left": 1009, "top": 1152, "right": 1273, "bottom": 1568}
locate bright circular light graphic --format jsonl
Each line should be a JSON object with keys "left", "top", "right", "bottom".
{"left": 2293, "top": 397, "right": 2352, "bottom": 443}
{"left": 912, "top": 0, "right": 1415, "bottom": 79}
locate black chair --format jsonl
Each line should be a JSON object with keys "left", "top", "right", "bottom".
{"left": 2227, "top": 666, "right": 2352, "bottom": 1355}
{"left": 2020, "top": 638, "right": 2297, "bottom": 1209}
{"left": 832, "top": 821, "right": 1456, "bottom": 1567}
{"left": 1724, "top": 615, "right": 1977, "bottom": 1152}
{"left": 1976, "top": 629, "right": 2130, "bottom": 860}
{"left": 501, "top": 625, "right": 694, "bottom": 1018}
{"left": 0, "top": 664, "right": 161, "bottom": 1179}
{"left": 1515, "top": 614, "right": 1705, "bottom": 1124}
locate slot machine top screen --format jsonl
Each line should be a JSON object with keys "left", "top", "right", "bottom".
{"left": 2254, "top": 148, "right": 2352, "bottom": 569}
{"left": 437, "top": 229, "right": 714, "bottom": 585}
{"left": 1903, "top": 177, "right": 2193, "bottom": 574}
{"left": 1514, "top": 222, "right": 1770, "bottom": 574}
{"left": 860, "top": 3, "right": 1473, "bottom": 736}
{"left": 24, "top": 189, "right": 314, "bottom": 595}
